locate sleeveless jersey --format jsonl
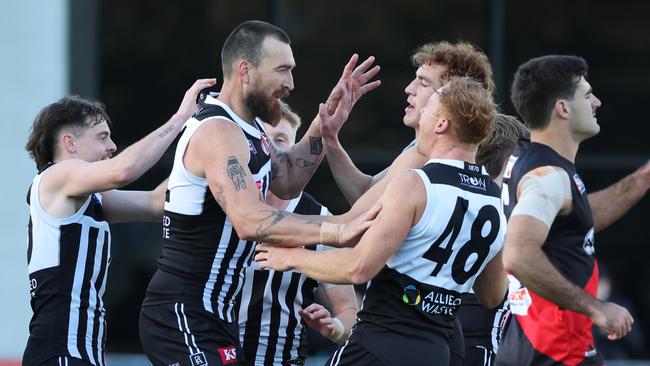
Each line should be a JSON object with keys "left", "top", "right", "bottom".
{"left": 236, "top": 192, "right": 329, "bottom": 366}
{"left": 143, "top": 95, "right": 272, "bottom": 323}
{"left": 352, "top": 159, "right": 505, "bottom": 365}
{"left": 24, "top": 164, "right": 111, "bottom": 366}
{"left": 497, "top": 140, "right": 601, "bottom": 366}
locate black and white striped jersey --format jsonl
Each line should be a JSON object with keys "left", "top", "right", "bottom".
{"left": 235, "top": 192, "right": 328, "bottom": 366}
{"left": 350, "top": 159, "right": 505, "bottom": 363}
{"left": 143, "top": 95, "right": 272, "bottom": 323}
{"left": 24, "top": 164, "right": 111, "bottom": 366}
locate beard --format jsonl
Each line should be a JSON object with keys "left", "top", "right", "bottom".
{"left": 244, "top": 83, "right": 289, "bottom": 126}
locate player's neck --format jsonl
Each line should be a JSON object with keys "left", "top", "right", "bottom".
{"left": 266, "top": 191, "right": 290, "bottom": 210}
{"left": 427, "top": 139, "right": 477, "bottom": 164}
{"left": 530, "top": 124, "right": 580, "bottom": 164}
{"left": 218, "top": 81, "right": 255, "bottom": 125}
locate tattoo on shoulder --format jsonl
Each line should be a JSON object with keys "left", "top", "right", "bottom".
{"left": 226, "top": 156, "right": 247, "bottom": 191}
{"left": 158, "top": 125, "right": 176, "bottom": 138}
{"left": 215, "top": 186, "right": 227, "bottom": 211}
{"left": 309, "top": 136, "right": 323, "bottom": 155}
{"left": 296, "top": 158, "right": 315, "bottom": 168}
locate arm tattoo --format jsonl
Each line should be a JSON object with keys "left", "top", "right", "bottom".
{"left": 215, "top": 186, "right": 227, "bottom": 211}
{"left": 226, "top": 156, "right": 247, "bottom": 191}
{"left": 255, "top": 210, "right": 289, "bottom": 245}
{"left": 271, "top": 144, "right": 292, "bottom": 180}
{"left": 309, "top": 136, "right": 323, "bottom": 155}
{"left": 158, "top": 125, "right": 176, "bottom": 138}
{"left": 296, "top": 158, "right": 315, "bottom": 168}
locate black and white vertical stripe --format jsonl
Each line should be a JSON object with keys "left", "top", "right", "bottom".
{"left": 25, "top": 169, "right": 111, "bottom": 366}
{"left": 237, "top": 193, "right": 327, "bottom": 366}
{"left": 144, "top": 95, "right": 272, "bottom": 324}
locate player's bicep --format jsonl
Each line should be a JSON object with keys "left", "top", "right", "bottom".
{"left": 199, "top": 122, "right": 262, "bottom": 218}
{"left": 512, "top": 166, "right": 572, "bottom": 228}
{"left": 355, "top": 171, "right": 423, "bottom": 274}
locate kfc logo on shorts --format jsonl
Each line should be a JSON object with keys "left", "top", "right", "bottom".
{"left": 218, "top": 346, "right": 238, "bottom": 364}
{"left": 189, "top": 351, "right": 207, "bottom": 366}
{"left": 260, "top": 133, "right": 271, "bottom": 156}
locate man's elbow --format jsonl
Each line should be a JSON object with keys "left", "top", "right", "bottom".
{"left": 349, "top": 261, "right": 374, "bottom": 285}
{"left": 501, "top": 245, "right": 518, "bottom": 274}
{"left": 229, "top": 213, "right": 259, "bottom": 241}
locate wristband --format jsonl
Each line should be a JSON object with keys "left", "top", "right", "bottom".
{"left": 330, "top": 317, "right": 346, "bottom": 343}
{"left": 320, "top": 222, "right": 343, "bottom": 245}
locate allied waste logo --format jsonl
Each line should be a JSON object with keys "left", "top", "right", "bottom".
{"left": 402, "top": 285, "right": 421, "bottom": 305}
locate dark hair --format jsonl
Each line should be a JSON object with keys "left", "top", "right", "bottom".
{"left": 476, "top": 114, "right": 530, "bottom": 179}
{"left": 411, "top": 41, "right": 494, "bottom": 94}
{"left": 510, "top": 55, "right": 588, "bottom": 129}
{"left": 26, "top": 96, "right": 111, "bottom": 169}
{"left": 221, "top": 20, "right": 291, "bottom": 78}
{"left": 438, "top": 76, "right": 496, "bottom": 145}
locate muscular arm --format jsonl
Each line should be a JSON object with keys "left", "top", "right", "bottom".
{"left": 502, "top": 166, "right": 633, "bottom": 339}
{"left": 195, "top": 119, "right": 371, "bottom": 247}
{"left": 43, "top": 79, "right": 216, "bottom": 199}
{"left": 100, "top": 179, "right": 168, "bottom": 223}
{"left": 588, "top": 160, "right": 649, "bottom": 232}
{"left": 256, "top": 170, "right": 423, "bottom": 284}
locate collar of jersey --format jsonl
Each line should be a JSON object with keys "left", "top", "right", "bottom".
{"left": 427, "top": 158, "right": 489, "bottom": 175}
{"left": 202, "top": 94, "right": 262, "bottom": 138}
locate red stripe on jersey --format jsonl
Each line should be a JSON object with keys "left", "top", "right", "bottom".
{"left": 515, "top": 261, "right": 599, "bottom": 366}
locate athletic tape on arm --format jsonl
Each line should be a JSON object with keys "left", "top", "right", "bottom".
{"left": 511, "top": 168, "right": 571, "bottom": 228}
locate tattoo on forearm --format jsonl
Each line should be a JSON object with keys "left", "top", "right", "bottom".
{"left": 271, "top": 144, "right": 292, "bottom": 180}
{"left": 215, "top": 186, "right": 227, "bottom": 211}
{"left": 296, "top": 158, "right": 315, "bottom": 168}
{"left": 309, "top": 137, "right": 323, "bottom": 155}
{"left": 256, "top": 226, "right": 281, "bottom": 245}
{"left": 158, "top": 125, "right": 176, "bottom": 138}
{"left": 255, "top": 210, "right": 288, "bottom": 245}
{"left": 226, "top": 156, "right": 247, "bottom": 191}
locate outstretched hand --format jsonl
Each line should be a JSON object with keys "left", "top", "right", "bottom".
{"left": 175, "top": 78, "right": 218, "bottom": 121}
{"left": 321, "top": 54, "right": 381, "bottom": 138}
{"left": 255, "top": 244, "right": 303, "bottom": 272}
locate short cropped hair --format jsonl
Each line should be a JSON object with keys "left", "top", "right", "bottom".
{"left": 26, "top": 96, "right": 111, "bottom": 169}
{"left": 476, "top": 114, "right": 530, "bottom": 179}
{"left": 412, "top": 41, "right": 495, "bottom": 94}
{"left": 221, "top": 20, "right": 291, "bottom": 78}
{"left": 279, "top": 101, "right": 301, "bottom": 133}
{"left": 511, "top": 55, "right": 588, "bottom": 129}
{"left": 439, "top": 76, "right": 496, "bottom": 145}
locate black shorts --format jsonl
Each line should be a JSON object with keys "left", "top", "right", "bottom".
{"left": 324, "top": 340, "right": 385, "bottom": 366}
{"left": 32, "top": 356, "right": 93, "bottom": 366}
{"left": 140, "top": 302, "right": 243, "bottom": 366}
{"left": 463, "top": 345, "right": 494, "bottom": 366}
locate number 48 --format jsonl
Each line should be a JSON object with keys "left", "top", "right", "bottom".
{"left": 423, "top": 196, "right": 500, "bottom": 285}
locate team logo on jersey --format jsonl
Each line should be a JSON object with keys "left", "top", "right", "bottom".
{"left": 583, "top": 227, "right": 595, "bottom": 255}
{"left": 189, "top": 351, "right": 207, "bottom": 366}
{"left": 503, "top": 155, "right": 518, "bottom": 179}
{"left": 247, "top": 140, "right": 257, "bottom": 155}
{"left": 260, "top": 133, "right": 271, "bottom": 156}
{"left": 457, "top": 172, "right": 487, "bottom": 191}
{"left": 402, "top": 285, "right": 421, "bottom": 305}
{"left": 573, "top": 173, "right": 587, "bottom": 194}
{"left": 218, "top": 346, "right": 238, "bottom": 364}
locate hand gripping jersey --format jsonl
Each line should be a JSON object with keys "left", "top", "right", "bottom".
{"left": 24, "top": 164, "right": 111, "bottom": 366}
{"left": 348, "top": 159, "right": 505, "bottom": 366}
{"left": 142, "top": 95, "right": 272, "bottom": 323}
{"left": 496, "top": 140, "right": 601, "bottom": 366}
{"left": 236, "top": 192, "right": 329, "bottom": 366}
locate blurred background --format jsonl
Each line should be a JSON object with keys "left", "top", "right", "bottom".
{"left": 1, "top": 0, "right": 649, "bottom": 364}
